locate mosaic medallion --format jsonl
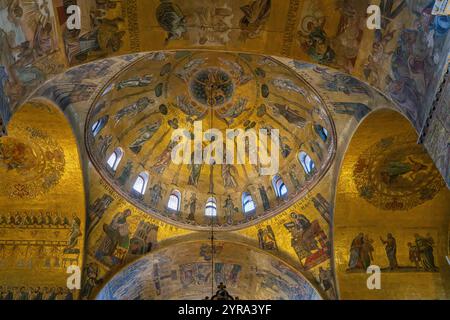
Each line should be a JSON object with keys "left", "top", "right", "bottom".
{"left": 189, "top": 68, "right": 234, "bottom": 107}
{"left": 353, "top": 135, "right": 445, "bottom": 210}
{"left": 0, "top": 127, "right": 65, "bottom": 199}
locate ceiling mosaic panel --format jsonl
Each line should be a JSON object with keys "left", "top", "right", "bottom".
{"left": 0, "top": 127, "right": 65, "bottom": 199}
{"left": 85, "top": 50, "right": 336, "bottom": 230}
{"left": 0, "top": 0, "right": 448, "bottom": 301}
{"left": 353, "top": 134, "right": 445, "bottom": 210}
{"left": 96, "top": 241, "right": 321, "bottom": 300}
{"left": 1, "top": 0, "right": 449, "bottom": 187}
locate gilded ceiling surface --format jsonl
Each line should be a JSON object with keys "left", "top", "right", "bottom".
{"left": 15, "top": 49, "right": 444, "bottom": 300}
{"left": 1, "top": 0, "right": 449, "bottom": 184}
{"left": 1, "top": 49, "right": 447, "bottom": 300}
{"left": 96, "top": 241, "right": 321, "bottom": 300}
{"left": 86, "top": 51, "right": 336, "bottom": 230}
{"left": 69, "top": 52, "right": 390, "bottom": 300}
{"left": 353, "top": 134, "right": 445, "bottom": 211}
{"left": 0, "top": 100, "right": 86, "bottom": 300}
{"left": 0, "top": 130, "right": 65, "bottom": 199}
{"left": 0, "top": 0, "right": 449, "bottom": 301}
{"left": 334, "top": 110, "right": 450, "bottom": 300}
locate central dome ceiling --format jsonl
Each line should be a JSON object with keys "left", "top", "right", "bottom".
{"left": 86, "top": 51, "right": 335, "bottom": 230}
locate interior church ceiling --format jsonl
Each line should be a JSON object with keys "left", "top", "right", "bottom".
{"left": 0, "top": 100, "right": 86, "bottom": 296}
{"left": 96, "top": 241, "right": 321, "bottom": 300}
{"left": 0, "top": 0, "right": 449, "bottom": 301}
{"left": 335, "top": 110, "right": 450, "bottom": 299}
{"left": 1, "top": 0, "right": 448, "bottom": 184}
{"left": 86, "top": 51, "right": 336, "bottom": 230}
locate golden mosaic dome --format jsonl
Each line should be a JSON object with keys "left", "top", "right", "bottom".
{"left": 86, "top": 50, "right": 336, "bottom": 230}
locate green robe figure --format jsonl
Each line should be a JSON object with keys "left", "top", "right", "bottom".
{"left": 96, "top": 209, "right": 131, "bottom": 265}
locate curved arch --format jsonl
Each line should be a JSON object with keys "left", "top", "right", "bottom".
{"left": 23, "top": 1, "right": 444, "bottom": 141}
{"left": 95, "top": 240, "right": 322, "bottom": 300}
{"left": 333, "top": 109, "right": 450, "bottom": 299}
{"left": 0, "top": 98, "right": 87, "bottom": 299}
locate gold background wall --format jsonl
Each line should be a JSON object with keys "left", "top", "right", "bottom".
{"left": 2, "top": 0, "right": 448, "bottom": 184}
{"left": 334, "top": 110, "right": 450, "bottom": 299}
{"left": 0, "top": 0, "right": 448, "bottom": 298}
{"left": 0, "top": 99, "right": 86, "bottom": 299}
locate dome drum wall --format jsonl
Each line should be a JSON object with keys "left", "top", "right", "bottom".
{"left": 85, "top": 50, "right": 336, "bottom": 231}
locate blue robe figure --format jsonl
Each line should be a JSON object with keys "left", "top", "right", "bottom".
{"left": 0, "top": 66, "right": 11, "bottom": 127}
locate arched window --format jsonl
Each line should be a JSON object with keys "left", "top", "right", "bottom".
{"left": 91, "top": 115, "right": 108, "bottom": 137}
{"left": 314, "top": 124, "right": 328, "bottom": 142}
{"left": 132, "top": 172, "right": 149, "bottom": 195}
{"left": 272, "top": 175, "right": 288, "bottom": 198}
{"left": 106, "top": 147, "right": 123, "bottom": 171}
{"left": 242, "top": 192, "right": 256, "bottom": 214}
{"left": 205, "top": 197, "right": 217, "bottom": 217}
{"left": 167, "top": 190, "right": 181, "bottom": 211}
{"left": 101, "top": 83, "right": 114, "bottom": 96}
{"left": 299, "top": 151, "right": 315, "bottom": 175}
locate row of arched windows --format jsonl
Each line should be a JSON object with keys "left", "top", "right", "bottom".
{"left": 108, "top": 150, "right": 315, "bottom": 180}
{"left": 98, "top": 115, "right": 320, "bottom": 179}
{"left": 104, "top": 150, "right": 316, "bottom": 217}
{"left": 105, "top": 146, "right": 150, "bottom": 196}
{"left": 161, "top": 165, "right": 319, "bottom": 217}
{"left": 107, "top": 147, "right": 316, "bottom": 179}
{"left": 101, "top": 129, "right": 317, "bottom": 218}
{"left": 105, "top": 148, "right": 272, "bottom": 214}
